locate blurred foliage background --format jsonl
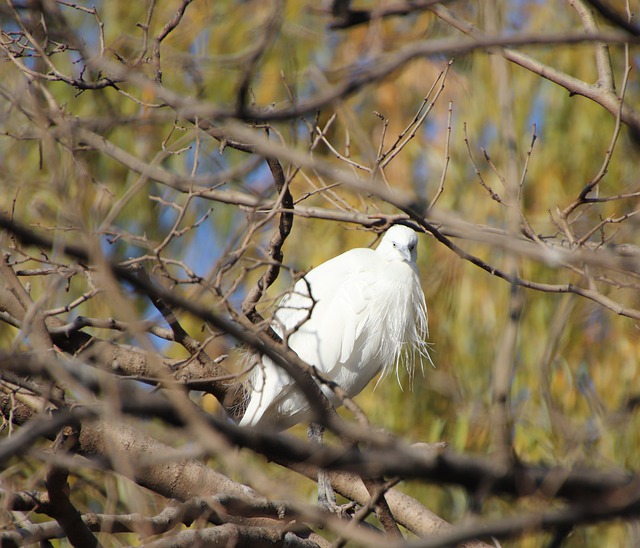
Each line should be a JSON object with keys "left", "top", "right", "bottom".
{"left": 1, "top": 0, "right": 640, "bottom": 545}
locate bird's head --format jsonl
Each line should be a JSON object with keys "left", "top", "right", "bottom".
{"left": 377, "top": 225, "right": 418, "bottom": 263}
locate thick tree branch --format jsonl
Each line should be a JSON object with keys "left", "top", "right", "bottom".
{"left": 44, "top": 427, "right": 101, "bottom": 548}
{"left": 2, "top": 353, "right": 635, "bottom": 505}
{"left": 327, "top": 0, "right": 450, "bottom": 29}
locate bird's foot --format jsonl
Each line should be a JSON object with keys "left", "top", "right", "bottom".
{"left": 318, "top": 470, "right": 357, "bottom": 517}
{"left": 319, "top": 496, "right": 358, "bottom": 518}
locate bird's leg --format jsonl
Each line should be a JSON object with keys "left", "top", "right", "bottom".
{"left": 307, "top": 423, "right": 334, "bottom": 507}
{"left": 307, "top": 423, "right": 357, "bottom": 517}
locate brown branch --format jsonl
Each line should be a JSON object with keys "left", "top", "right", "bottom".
{"left": 2, "top": 2, "right": 118, "bottom": 91}
{"left": 134, "top": 265, "right": 199, "bottom": 352}
{"left": 361, "top": 478, "right": 402, "bottom": 539}
{"left": 463, "top": 124, "right": 503, "bottom": 203}
{"left": 560, "top": 62, "right": 630, "bottom": 219}
{"left": 141, "top": 523, "right": 324, "bottom": 548}
{"left": 429, "top": 100, "right": 453, "bottom": 209}
{"left": 413, "top": 211, "right": 640, "bottom": 320}
{"left": 5, "top": 358, "right": 640, "bottom": 546}
{"left": 327, "top": 0, "right": 461, "bottom": 30}
{"left": 1, "top": 490, "right": 330, "bottom": 547}
{"left": 234, "top": 0, "right": 285, "bottom": 114}
{"left": 0, "top": 257, "right": 239, "bottom": 407}
{"left": 568, "top": 0, "right": 615, "bottom": 91}
{"left": 45, "top": 427, "right": 101, "bottom": 548}
{"left": 0, "top": 396, "right": 377, "bottom": 546}
{"left": 0, "top": 389, "right": 370, "bottom": 545}
{"left": 284, "top": 463, "right": 489, "bottom": 547}
{"left": 132, "top": 265, "right": 249, "bottom": 414}
{"left": 3, "top": 355, "right": 635, "bottom": 505}
{"left": 102, "top": 118, "right": 640, "bottom": 322}
{"left": 71, "top": 127, "right": 259, "bottom": 207}
{"left": 242, "top": 155, "right": 294, "bottom": 328}
{"left": 151, "top": 0, "right": 194, "bottom": 83}
{"left": 379, "top": 60, "right": 453, "bottom": 169}
{"left": 390, "top": 493, "right": 640, "bottom": 548}
{"left": 0, "top": 256, "right": 53, "bottom": 352}
{"left": 0, "top": 404, "right": 91, "bottom": 466}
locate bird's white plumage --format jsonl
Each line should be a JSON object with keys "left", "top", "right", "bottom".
{"left": 240, "top": 225, "right": 430, "bottom": 430}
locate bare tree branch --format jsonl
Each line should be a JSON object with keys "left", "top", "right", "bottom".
{"left": 44, "top": 427, "right": 101, "bottom": 548}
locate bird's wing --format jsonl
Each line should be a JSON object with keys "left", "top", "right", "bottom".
{"left": 240, "top": 353, "right": 285, "bottom": 426}
{"left": 282, "top": 248, "right": 376, "bottom": 374}
{"left": 244, "top": 248, "right": 378, "bottom": 426}
{"left": 331, "top": 266, "right": 374, "bottom": 364}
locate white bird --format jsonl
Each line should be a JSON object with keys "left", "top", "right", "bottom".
{"left": 240, "top": 225, "right": 430, "bottom": 430}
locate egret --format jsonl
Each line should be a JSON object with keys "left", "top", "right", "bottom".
{"left": 240, "top": 224, "right": 430, "bottom": 506}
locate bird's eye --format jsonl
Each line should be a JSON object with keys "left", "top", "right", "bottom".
{"left": 392, "top": 242, "right": 397, "bottom": 248}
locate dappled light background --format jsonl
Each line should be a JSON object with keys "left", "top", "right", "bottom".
{"left": 1, "top": 0, "right": 640, "bottom": 546}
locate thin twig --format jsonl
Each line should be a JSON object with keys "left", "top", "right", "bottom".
{"left": 463, "top": 124, "right": 503, "bottom": 203}
{"left": 428, "top": 100, "right": 453, "bottom": 210}
{"left": 151, "top": 0, "right": 194, "bottom": 83}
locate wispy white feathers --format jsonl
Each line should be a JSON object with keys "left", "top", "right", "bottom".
{"left": 240, "top": 225, "right": 431, "bottom": 429}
